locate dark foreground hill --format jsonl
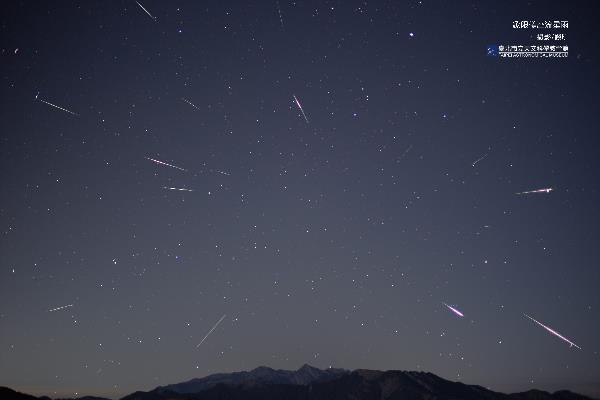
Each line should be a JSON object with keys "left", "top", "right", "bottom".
{"left": 0, "top": 387, "right": 46, "bottom": 400}
{"left": 2, "top": 365, "right": 596, "bottom": 400}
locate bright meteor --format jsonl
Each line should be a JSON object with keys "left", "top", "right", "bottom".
{"left": 145, "top": 157, "right": 187, "bottom": 172}
{"left": 135, "top": 0, "right": 156, "bottom": 20}
{"left": 196, "top": 314, "right": 226, "bottom": 348}
{"left": 293, "top": 94, "right": 309, "bottom": 124}
{"left": 515, "top": 187, "right": 553, "bottom": 195}
{"left": 442, "top": 302, "right": 464, "bottom": 318}
{"left": 524, "top": 313, "right": 581, "bottom": 349}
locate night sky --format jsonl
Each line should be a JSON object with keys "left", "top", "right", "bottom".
{"left": 1, "top": 1, "right": 600, "bottom": 399}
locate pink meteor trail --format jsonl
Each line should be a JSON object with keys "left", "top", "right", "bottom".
{"left": 442, "top": 302, "right": 464, "bottom": 318}
{"left": 524, "top": 313, "right": 581, "bottom": 349}
{"left": 515, "top": 187, "right": 553, "bottom": 195}
{"left": 196, "top": 314, "right": 226, "bottom": 348}
{"left": 293, "top": 94, "right": 309, "bottom": 124}
{"left": 145, "top": 157, "right": 187, "bottom": 172}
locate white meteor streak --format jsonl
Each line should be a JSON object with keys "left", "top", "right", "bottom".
{"left": 163, "top": 186, "right": 193, "bottom": 192}
{"left": 49, "top": 304, "right": 73, "bottom": 312}
{"left": 196, "top": 314, "right": 226, "bottom": 348}
{"left": 293, "top": 94, "right": 309, "bottom": 124}
{"left": 37, "top": 96, "right": 79, "bottom": 116}
{"left": 181, "top": 97, "right": 201, "bottom": 110}
{"left": 135, "top": 0, "right": 156, "bottom": 20}
{"left": 145, "top": 157, "right": 187, "bottom": 172}
{"left": 515, "top": 187, "right": 553, "bottom": 195}
{"left": 524, "top": 313, "right": 581, "bottom": 349}
{"left": 442, "top": 302, "right": 464, "bottom": 318}
{"left": 472, "top": 153, "right": 488, "bottom": 167}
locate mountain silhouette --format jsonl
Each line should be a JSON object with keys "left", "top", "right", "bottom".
{"left": 2, "top": 365, "right": 596, "bottom": 400}
{"left": 153, "top": 363, "right": 347, "bottom": 394}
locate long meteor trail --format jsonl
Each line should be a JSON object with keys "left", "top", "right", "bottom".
{"left": 49, "top": 304, "right": 73, "bottom": 312}
{"left": 293, "top": 94, "right": 309, "bottom": 124}
{"left": 442, "top": 302, "right": 464, "bottom": 318}
{"left": 36, "top": 93, "right": 79, "bottom": 116}
{"left": 524, "top": 313, "right": 581, "bottom": 349}
{"left": 145, "top": 157, "right": 187, "bottom": 172}
{"left": 196, "top": 314, "right": 226, "bottom": 348}
{"left": 135, "top": 0, "right": 156, "bottom": 20}
{"left": 515, "top": 187, "right": 553, "bottom": 195}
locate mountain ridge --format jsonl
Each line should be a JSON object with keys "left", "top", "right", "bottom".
{"left": 1, "top": 365, "right": 597, "bottom": 400}
{"left": 154, "top": 363, "right": 348, "bottom": 394}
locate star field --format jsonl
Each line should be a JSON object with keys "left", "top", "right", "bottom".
{"left": 1, "top": 1, "right": 600, "bottom": 399}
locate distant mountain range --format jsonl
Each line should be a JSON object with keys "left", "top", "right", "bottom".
{"left": 154, "top": 363, "right": 347, "bottom": 394}
{"left": 1, "top": 364, "right": 596, "bottom": 400}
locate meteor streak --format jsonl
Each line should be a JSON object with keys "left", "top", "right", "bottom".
{"left": 163, "top": 186, "right": 193, "bottom": 192}
{"left": 293, "top": 94, "right": 309, "bottom": 124}
{"left": 442, "top": 302, "right": 464, "bottom": 318}
{"left": 49, "top": 304, "right": 73, "bottom": 312}
{"left": 515, "top": 187, "right": 553, "bottom": 195}
{"left": 135, "top": 0, "right": 156, "bottom": 20}
{"left": 196, "top": 314, "right": 226, "bottom": 348}
{"left": 36, "top": 95, "right": 79, "bottom": 116}
{"left": 524, "top": 313, "right": 581, "bottom": 349}
{"left": 145, "top": 157, "right": 187, "bottom": 172}
{"left": 181, "top": 97, "right": 201, "bottom": 110}
{"left": 276, "top": 0, "right": 284, "bottom": 28}
{"left": 472, "top": 153, "right": 488, "bottom": 167}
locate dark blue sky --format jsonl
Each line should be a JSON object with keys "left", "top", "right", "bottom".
{"left": 1, "top": 1, "right": 599, "bottom": 398}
